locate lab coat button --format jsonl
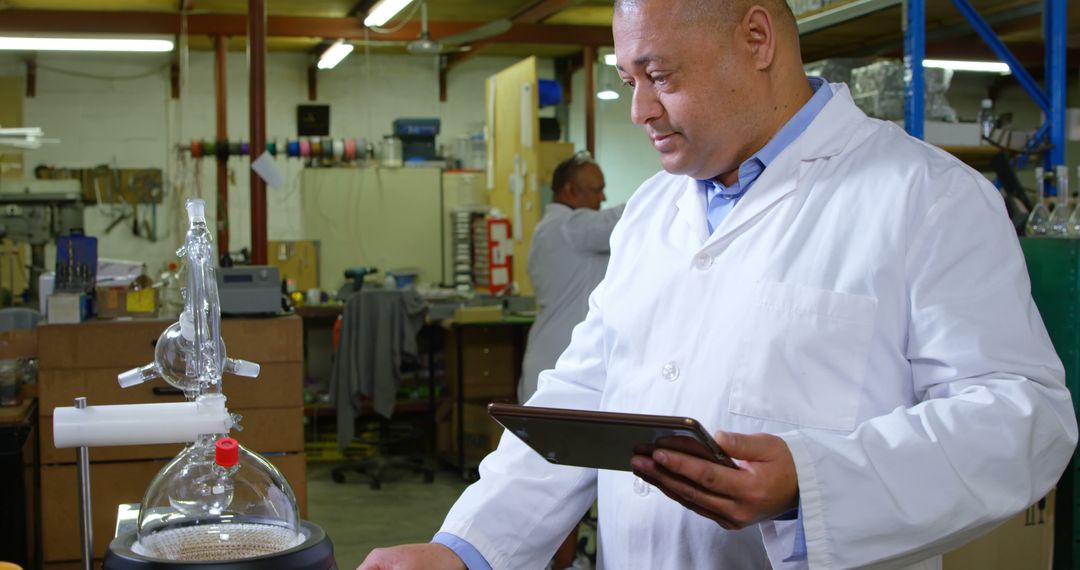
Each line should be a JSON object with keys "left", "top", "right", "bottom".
{"left": 661, "top": 361, "right": 679, "bottom": 381}
{"left": 633, "top": 476, "right": 650, "bottom": 496}
{"left": 693, "top": 254, "right": 713, "bottom": 270}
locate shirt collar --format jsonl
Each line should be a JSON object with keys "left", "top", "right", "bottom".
{"left": 701, "top": 76, "right": 832, "bottom": 198}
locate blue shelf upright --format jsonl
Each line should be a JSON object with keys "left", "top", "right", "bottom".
{"left": 904, "top": 0, "right": 1068, "bottom": 188}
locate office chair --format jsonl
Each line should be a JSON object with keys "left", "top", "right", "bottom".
{"left": 328, "top": 289, "right": 436, "bottom": 490}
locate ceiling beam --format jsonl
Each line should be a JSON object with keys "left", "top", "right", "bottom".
{"left": 0, "top": 10, "right": 614, "bottom": 46}
{"left": 510, "top": 0, "right": 583, "bottom": 24}
{"left": 346, "top": 0, "right": 377, "bottom": 17}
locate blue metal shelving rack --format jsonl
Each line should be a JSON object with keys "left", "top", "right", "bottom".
{"left": 903, "top": 0, "right": 1068, "bottom": 182}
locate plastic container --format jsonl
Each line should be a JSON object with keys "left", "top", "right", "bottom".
{"left": 538, "top": 79, "right": 563, "bottom": 107}
{"left": 379, "top": 136, "right": 402, "bottom": 168}
{"left": 0, "top": 359, "right": 17, "bottom": 406}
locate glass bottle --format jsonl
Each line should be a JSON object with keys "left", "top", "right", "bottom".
{"left": 1048, "top": 165, "right": 1071, "bottom": 237}
{"left": 1025, "top": 166, "right": 1050, "bottom": 236}
{"left": 977, "top": 98, "right": 994, "bottom": 140}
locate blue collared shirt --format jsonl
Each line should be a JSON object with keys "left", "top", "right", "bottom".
{"left": 431, "top": 78, "right": 833, "bottom": 569}
{"left": 704, "top": 76, "right": 832, "bottom": 234}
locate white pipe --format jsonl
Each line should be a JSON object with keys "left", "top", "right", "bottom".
{"left": 53, "top": 394, "right": 232, "bottom": 448}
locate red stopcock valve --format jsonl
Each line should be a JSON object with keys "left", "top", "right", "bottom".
{"left": 215, "top": 437, "right": 239, "bottom": 468}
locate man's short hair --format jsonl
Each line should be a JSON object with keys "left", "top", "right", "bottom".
{"left": 551, "top": 150, "right": 596, "bottom": 196}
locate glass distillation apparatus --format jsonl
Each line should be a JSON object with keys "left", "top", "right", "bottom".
{"left": 52, "top": 199, "right": 336, "bottom": 570}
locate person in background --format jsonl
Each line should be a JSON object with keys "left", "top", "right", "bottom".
{"left": 359, "top": 0, "right": 1077, "bottom": 567}
{"left": 519, "top": 151, "right": 624, "bottom": 405}
{"left": 518, "top": 151, "right": 624, "bottom": 570}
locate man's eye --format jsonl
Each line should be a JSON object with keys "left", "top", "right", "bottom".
{"left": 622, "top": 79, "right": 635, "bottom": 88}
{"left": 651, "top": 75, "right": 668, "bottom": 85}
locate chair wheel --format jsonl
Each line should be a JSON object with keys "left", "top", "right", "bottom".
{"left": 331, "top": 471, "right": 345, "bottom": 484}
{"left": 370, "top": 479, "right": 382, "bottom": 490}
{"left": 424, "top": 471, "right": 434, "bottom": 484}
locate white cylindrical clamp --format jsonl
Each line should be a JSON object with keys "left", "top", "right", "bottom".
{"left": 53, "top": 394, "right": 232, "bottom": 448}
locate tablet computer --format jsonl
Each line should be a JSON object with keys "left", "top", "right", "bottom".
{"left": 487, "top": 403, "right": 736, "bottom": 471}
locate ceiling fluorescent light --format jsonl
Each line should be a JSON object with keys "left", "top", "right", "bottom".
{"left": 364, "top": 0, "right": 415, "bottom": 27}
{"left": 597, "top": 89, "right": 619, "bottom": 100}
{"left": 604, "top": 54, "right": 617, "bottom": 66}
{"left": 0, "top": 37, "right": 174, "bottom": 52}
{"left": 318, "top": 40, "right": 354, "bottom": 70}
{"left": 923, "top": 59, "right": 1010, "bottom": 74}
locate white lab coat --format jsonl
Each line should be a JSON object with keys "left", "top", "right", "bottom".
{"left": 439, "top": 83, "right": 1077, "bottom": 569}
{"left": 519, "top": 202, "right": 625, "bottom": 403}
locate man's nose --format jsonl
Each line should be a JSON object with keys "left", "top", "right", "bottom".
{"left": 630, "top": 86, "right": 662, "bottom": 126}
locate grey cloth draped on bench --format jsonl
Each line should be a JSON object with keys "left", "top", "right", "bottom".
{"left": 329, "top": 288, "right": 426, "bottom": 451}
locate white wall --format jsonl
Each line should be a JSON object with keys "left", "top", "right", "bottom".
{"left": 0, "top": 49, "right": 551, "bottom": 274}
{"left": 3, "top": 47, "right": 1063, "bottom": 278}
{"left": 566, "top": 64, "right": 661, "bottom": 207}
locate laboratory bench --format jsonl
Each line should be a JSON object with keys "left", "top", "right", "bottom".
{"left": 33, "top": 315, "right": 307, "bottom": 568}
{"left": 296, "top": 300, "right": 532, "bottom": 482}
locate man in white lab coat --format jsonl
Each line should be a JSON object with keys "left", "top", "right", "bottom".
{"left": 519, "top": 152, "right": 624, "bottom": 405}
{"left": 359, "top": 0, "right": 1078, "bottom": 568}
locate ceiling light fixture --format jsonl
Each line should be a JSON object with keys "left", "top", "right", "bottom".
{"left": 923, "top": 59, "right": 1010, "bottom": 74}
{"left": 597, "top": 89, "right": 619, "bottom": 100}
{"left": 364, "top": 0, "right": 416, "bottom": 27}
{"left": 0, "top": 37, "right": 174, "bottom": 52}
{"left": 604, "top": 54, "right": 617, "bottom": 66}
{"left": 317, "top": 40, "right": 354, "bottom": 70}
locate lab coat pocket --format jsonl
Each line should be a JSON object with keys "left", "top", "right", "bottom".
{"left": 728, "top": 280, "right": 878, "bottom": 432}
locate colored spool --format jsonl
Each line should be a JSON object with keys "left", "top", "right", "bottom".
{"left": 343, "top": 138, "right": 357, "bottom": 161}
{"left": 203, "top": 140, "right": 217, "bottom": 157}
{"left": 310, "top": 139, "right": 322, "bottom": 158}
{"left": 229, "top": 142, "right": 242, "bottom": 156}
{"left": 240, "top": 142, "right": 250, "bottom": 156}
{"left": 332, "top": 138, "right": 345, "bottom": 160}
{"left": 267, "top": 142, "right": 277, "bottom": 156}
{"left": 299, "top": 139, "right": 311, "bottom": 157}
{"left": 322, "top": 137, "right": 333, "bottom": 160}
{"left": 190, "top": 139, "right": 203, "bottom": 159}
{"left": 287, "top": 140, "right": 300, "bottom": 158}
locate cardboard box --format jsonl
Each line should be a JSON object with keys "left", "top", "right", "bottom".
{"left": 453, "top": 305, "right": 504, "bottom": 324}
{"left": 46, "top": 293, "right": 91, "bottom": 324}
{"left": 943, "top": 490, "right": 1055, "bottom": 570}
{"left": 269, "top": 240, "right": 320, "bottom": 292}
{"left": 95, "top": 286, "right": 159, "bottom": 319}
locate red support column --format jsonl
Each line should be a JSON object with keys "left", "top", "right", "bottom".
{"left": 583, "top": 45, "right": 596, "bottom": 156}
{"left": 248, "top": 0, "right": 267, "bottom": 265}
{"left": 214, "top": 34, "right": 230, "bottom": 258}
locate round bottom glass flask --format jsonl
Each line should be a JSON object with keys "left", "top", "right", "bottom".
{"left": 104, "top": 437, "right": 336, "bottom": 569}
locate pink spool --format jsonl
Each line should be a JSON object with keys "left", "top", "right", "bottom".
{"left": 299, "top": 139, "right": 311, "bottom": 158}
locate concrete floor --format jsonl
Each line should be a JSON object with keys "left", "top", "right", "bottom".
{"left": 306, "top": 462, "right": 472, "bottom": 569}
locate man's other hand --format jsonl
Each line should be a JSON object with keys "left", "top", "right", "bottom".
{"left": 357, "top": 543, "right": 467, "bottom": 570}
{"left": 630, "top": 431, "right": 799, "bottom": 529}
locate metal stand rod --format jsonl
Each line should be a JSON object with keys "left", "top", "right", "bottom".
{"left": 75, "top": 396, "right": 93, "bottom": 570}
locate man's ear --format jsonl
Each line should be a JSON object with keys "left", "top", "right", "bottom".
{"left": 742, "top": 6, "right": 777, "bottom": 72}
